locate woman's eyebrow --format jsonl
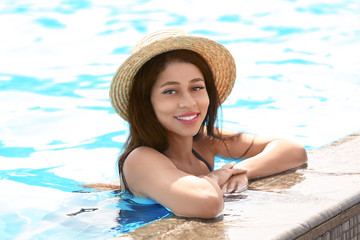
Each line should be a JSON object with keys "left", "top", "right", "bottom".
{"left": 160, "top": 81, "right": 180, "bottom": 88}
{"left": 190, "top": 78, "right": 205, "bottom": 83}
{"left": 159, "top": 78, "right": 204, "bottom": 88}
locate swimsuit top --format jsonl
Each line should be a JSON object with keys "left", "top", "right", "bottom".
{"left": 121, "top": 149, "right": 212, "bottom": 204}
{"left": 192, "top": 149, "right": 213, "bottom": 172}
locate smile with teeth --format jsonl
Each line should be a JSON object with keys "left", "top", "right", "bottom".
{"left": 176, "top": 114, "right": 197, "bottom": 121}
{"left": 175, "top": 113, "right": 199, "bottom": 124}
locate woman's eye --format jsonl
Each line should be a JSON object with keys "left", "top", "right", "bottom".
{"left": 192, "top": 86, "right": 205, "bottom": 91}
{"left": 163, "top": 89, "right": 176, "bottom": 95}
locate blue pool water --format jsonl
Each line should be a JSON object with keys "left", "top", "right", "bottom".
{"left": 1, "top": 0, "right": 360, "bottom": 239}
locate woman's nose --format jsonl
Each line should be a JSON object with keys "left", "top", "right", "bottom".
{"left": 179, "top": 92, "right": 196, "bottom": 109}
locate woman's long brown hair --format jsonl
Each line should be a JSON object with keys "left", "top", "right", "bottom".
{"left": 118, "top": 49, "right": 220, "bottom": 193}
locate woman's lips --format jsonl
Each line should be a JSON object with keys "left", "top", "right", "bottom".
{"left": 175, "top": 112, "right": 199, "bottom": 125}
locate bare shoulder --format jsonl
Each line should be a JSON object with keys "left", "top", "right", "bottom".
{"left": 124, "top": 146, "right": 176, "bottom": 172}
{"left": 193, "top": 128, "right": 246, "bottom": 156}
{"left": 127, "top": 146, "right": 163, "bottom": 161}
{"left": 122, "top": 146, "right": 177, "bottom": 197}
{"left": 209, "top": 128, "right": 274, "bottom": 158}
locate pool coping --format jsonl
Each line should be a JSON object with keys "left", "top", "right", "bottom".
{"left": 115, "top": 131, "right": 360, "bottom": 240}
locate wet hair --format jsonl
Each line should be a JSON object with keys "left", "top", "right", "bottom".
{"left": 118, "top": 49, "right": 220, "bottom": 193}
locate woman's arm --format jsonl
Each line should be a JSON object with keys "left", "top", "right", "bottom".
{"left": 233, "top": 138, "right": 307, "bottom": 179}
{"left": 212, "top": 129, "right": 307, "bottom": 192}
{"left": 123, "top": 146, "right": 246, "bottom": 218}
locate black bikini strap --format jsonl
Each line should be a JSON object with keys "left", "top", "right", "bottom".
{"left": 192, "top": 149, "right": 213, "bottom": 172}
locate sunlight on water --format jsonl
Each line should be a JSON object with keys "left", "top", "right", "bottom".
{"left": 0, "top": 0, "right": 360, "bottom": 239}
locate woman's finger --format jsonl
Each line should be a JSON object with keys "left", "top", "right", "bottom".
{"left": 221, "top": 182, "right": 229, "bottom": 193}
{"left": 231, "top": 168, "right": 248, "bottom": 175}
{"left": 221, "top": 162, "right": 236, "bottom": 169}
{"left": 227, "top": 181, "right": 236, "bottom": 193}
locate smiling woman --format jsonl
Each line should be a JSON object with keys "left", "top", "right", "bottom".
{"left": 109, "top": 29, "right": 307, "bottom": 218}
{"left": 151, "top": 62, "right": 209, "bottom": 134}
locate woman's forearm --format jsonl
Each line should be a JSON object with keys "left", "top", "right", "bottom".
{"left": 234, "top": 140, "right": 307, "bottom": 179}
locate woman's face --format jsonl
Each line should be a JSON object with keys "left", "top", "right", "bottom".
{"left": 150, "top": 62, "right": 210, "bottom": 138}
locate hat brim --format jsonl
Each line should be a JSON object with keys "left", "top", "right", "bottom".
{"left": 110, "top": 35, "right": 236, "bottom": 121}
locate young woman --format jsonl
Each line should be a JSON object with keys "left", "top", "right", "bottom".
{"left": 109, "top": 30, "right": 307, "bottom": 218}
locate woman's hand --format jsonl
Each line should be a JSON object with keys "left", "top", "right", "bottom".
{"left": 207, "top": 162, "right": 247, "bottom": 187}
{"left": 221, "top": 173, "right": 248, "bottom": 193}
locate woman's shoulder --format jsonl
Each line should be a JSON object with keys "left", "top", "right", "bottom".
{"left": 122, "top": 146, "right": 174, "bottom": 198}
{"left": 124, "top": 146, "right": 182, "bottom": 174}
{"left": 129, "top": 146, "right": 159, "bottom": 155}
{"left": 125, "top": 146, "right": 168, "bottom": 165}
{"left": 196, "top": 128, "right": 254, "bottom": 158}
{"left": 195, "top": 127, "right": 235, "bottom": 145}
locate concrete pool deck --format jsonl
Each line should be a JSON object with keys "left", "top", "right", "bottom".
{"left": 116, "top": 131, "right": 360, "bottom": 240}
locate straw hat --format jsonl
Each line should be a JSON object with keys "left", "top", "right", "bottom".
{"left": 110, "top": 29, "right": 236, "bottom": 121}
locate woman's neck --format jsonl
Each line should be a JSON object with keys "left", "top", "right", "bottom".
{"left": 163, "top": 134, "right": 194, "bottom": 164}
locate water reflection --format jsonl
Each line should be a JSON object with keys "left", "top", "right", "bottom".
{"left": 0, "top": 73, "right": 112, "bottom": 98}
{"left": 0, "top": 167, "right": 83, "bottom": 192}
{"left": 248, "top": 166, "right": 307, "bottom": 193}
{"left": 115, "top": 200, "right": 172, "bottom": 233}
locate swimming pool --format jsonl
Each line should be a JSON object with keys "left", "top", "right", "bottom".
{"left": 1, "top": 0, "right": 360, "bottom": 239}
